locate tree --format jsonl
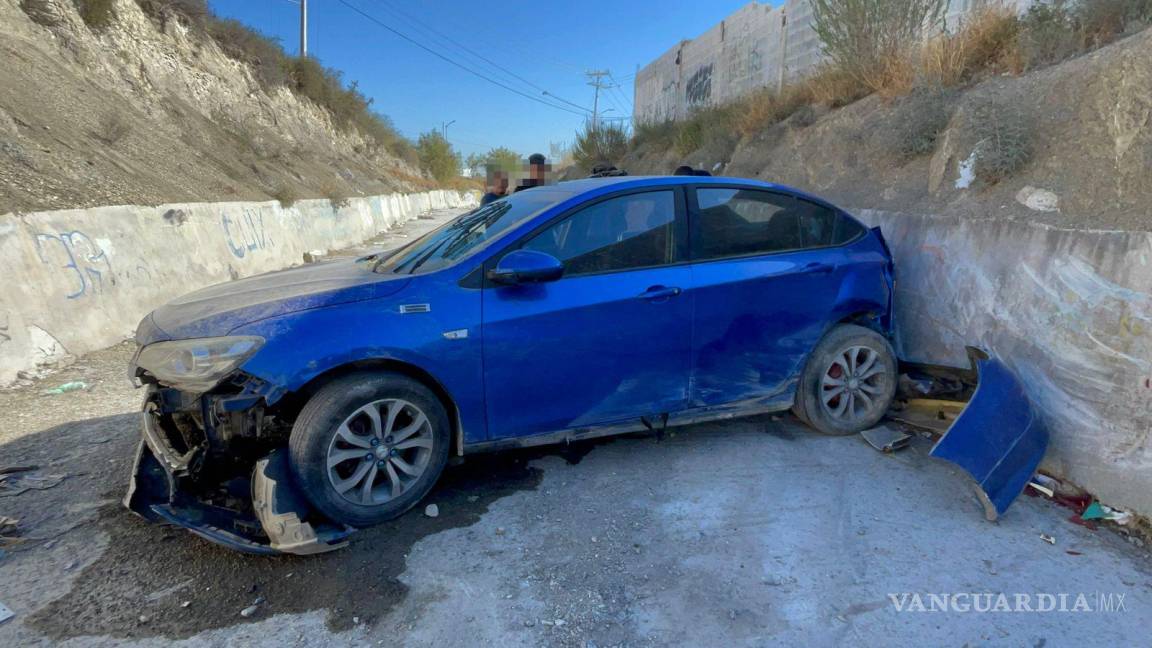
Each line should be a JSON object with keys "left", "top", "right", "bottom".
{"left": 416, "top": 131, "right": 461, "bottom": 182}
{"left": 810, "top": 0, "right": 946, "bottom": 86}
{"left": 571, "top": 121, "right": 629, "bottom": 171}
{"left": 483, "top": 147, "right": 521, "bottom": 173}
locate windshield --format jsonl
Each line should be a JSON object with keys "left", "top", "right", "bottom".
{"left": 375, "top": 190, "right": 567, "bottom": 274}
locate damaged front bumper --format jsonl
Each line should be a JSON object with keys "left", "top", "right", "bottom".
{"left": 123, "top": 386, "right": 351, "bottom": 555}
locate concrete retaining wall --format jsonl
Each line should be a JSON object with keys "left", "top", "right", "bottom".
{"left": 0, "top": 190, "right": 476, "bottom": 385}
{"left": 857, "top": 209, "right": 1152, "bottom": 517}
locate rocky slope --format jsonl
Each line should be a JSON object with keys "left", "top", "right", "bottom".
{"left": 624, "top": 28, "right": 1152, "bottom": 232}
{"left": 0, "top": 0, "right": 426, "bottom": 214}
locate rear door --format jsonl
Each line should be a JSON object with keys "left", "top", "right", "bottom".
{"left": 686, "top": 186, "right": 865, "bottom": 408}
{"left": 481, "top": 188, "right": 693, "bottom": 438}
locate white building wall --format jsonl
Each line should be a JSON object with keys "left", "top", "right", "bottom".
{"left": 635, "top": 0, "right": 1038, "bottom": 123}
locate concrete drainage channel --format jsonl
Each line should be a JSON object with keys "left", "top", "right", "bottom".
{"left": 0, "top": 202, "right": 1150, "bottom": 645}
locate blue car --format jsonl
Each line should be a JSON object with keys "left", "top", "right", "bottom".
{"left": 124, "top": 176, "right": 897, "bottom": 554}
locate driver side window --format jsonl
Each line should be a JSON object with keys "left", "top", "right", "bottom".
{"left": 520, "top": 191, "right": 676, "bottom": 276}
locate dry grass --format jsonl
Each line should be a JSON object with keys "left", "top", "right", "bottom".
{"left": 269, "top": 184, "right": 299, "bottom": 208}
{"left": 921, "top": 7, "right": 1022, "bottom": 87}
{"left": 74, "top": 0, "right": 116, "bottom": 29}
{"left": 320, "top": 181, "right": 351, "bottom": 209}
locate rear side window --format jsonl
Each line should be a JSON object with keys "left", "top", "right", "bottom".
{"left": 694, "top": 188, "right": 860, "bottom": 260}
{"left": 520, "top": 191, "right": 676, "bottom": 276}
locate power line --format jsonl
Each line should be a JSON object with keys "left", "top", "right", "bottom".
{"left": 371, "top": 0, "right": 591, "bottom": 114}
{"left": 333, "top": 0, "right": 591, "bottom": 117}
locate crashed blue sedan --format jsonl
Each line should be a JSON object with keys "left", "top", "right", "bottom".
{"left": 125, "top": 176, "right": 897, "bottom": 554}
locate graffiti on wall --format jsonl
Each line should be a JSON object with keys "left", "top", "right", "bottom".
{"left": 34, "top": 230, "right": 114, "bottom": 299}
{"left": 222, "top": 209, "right": 273, "bottom": 258}
{"left": 685, "top": 64, "right": 713, "bottom": 107}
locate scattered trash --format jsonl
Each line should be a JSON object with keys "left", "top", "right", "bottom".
{"left": 523, "top": 619, "right": 535, "bottom": 627}
{"left": 424, "top": 504, "right": 439, "bottom": 518}
{"left": 1081, "top": 502, "right": 1132, "bottom": 525}
{"left": 240, "top": 604, "right": 260, "bottom": 618}
{"left": 495, "top": 527, "right": 506, "bottom": 536}
{"left": 1066, "top": 550, "right": 1082, "bottom": 556}
{"left": 138, "top": 614, "right": 149, "bottom": 624}
{"left": 860, "top": 425, "right": 912, "bottom": 453}
{"left": 930, "top": 350, "right": 1048, "bottom": 521}
{"left": 181, "top": 601, "right": 191, "bottom": 608}
{"left": 63, "top": 560, "right": 76, "bottom": 571}
{"left": 1, "top": 601, "right": 15, "bottom": 625}
{"left": 1027, "top": 481, "right": 1055, "bottom": 498}
{"left": 889, "top": 399, "right": 964, "bottom": 434}
{"left": 1040, "top": 534, "right": 1056, "bottom": 545}
{"left": 41, "top": 381, "right": 88, "bottom": 395}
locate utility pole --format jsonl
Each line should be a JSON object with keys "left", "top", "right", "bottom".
{"left": 441, "top": 120, "right": 456, "bottom": 139}
{"left": 300, "top": 0, "right": 308, "bottom": 57}
{"left": 777, "top": 9, "right": 788, "bottom": 94}
{"left": 586, "top": 70, "right": 611, "bottom": 131}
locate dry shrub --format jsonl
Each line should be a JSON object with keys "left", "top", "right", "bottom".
{"left": 269, "top": 184, "right": 299, "bottom": 208}
{"left": 573, "top": 121, "right": 631, "bottom": 168}
{"left": 970, "top": 98, "right": 1031, "bottom": 183}
{"left": 321, "top": 181, "right": 350, "bottom": 209}
{"left": 881, "top": 89, "right": 954, "bottom": 160}
{"left": 74, "top": 0, "right": 115, "bottom": 29}
{"left": 93, "top": 112, "right": 131, "bottom": 145}
{"left": 921, "top": 7, "right": 1021, "bottom": 87}
{"left": 803, "top": 66, "right": 870, "bottom": 108}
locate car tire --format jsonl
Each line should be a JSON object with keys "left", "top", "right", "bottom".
{"left": 288, "top": 372, "right": 451, "bottom": 527}
{"left": 792, "top": 324, "right": 897, "bottom": 436}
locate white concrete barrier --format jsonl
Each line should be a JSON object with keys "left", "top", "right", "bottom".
{"left": 858, "top": 209, "right": 1152, "bottom": 518}
{"left": 0, "top": 190, "right": 476, "bottom": 385}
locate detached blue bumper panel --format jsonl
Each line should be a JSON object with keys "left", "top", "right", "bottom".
{"left": 930, "top": 355, "right": 1049, "bottom": 520}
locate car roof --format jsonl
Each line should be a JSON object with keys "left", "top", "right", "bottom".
{"left": 549, "top": 176, "right": 846, "bottom": 212}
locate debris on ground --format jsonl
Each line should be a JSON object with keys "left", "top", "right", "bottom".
{"left": 0, "top": 516, "right": 21, "bottom": 548}
{"left": 860, "top": 425, "right": 912, "bottom": 453}
{"left": 929, "top": 352, "right": 1048, "bottom": 521}
{"left": 1082, "top": 502, "right": 1132, "bottom": 525}
{"left": 424, "top": 504, "right": 439, "bottom": 518}
{"left": 0, "top": 600, "right": 14, "bottom": 625}
{"left": 889, "top": 399, "right": 965, "bottom": 434}
{"left": 1027, "top": 481, "right": 1055, "bottom": 497}
{"left": 41, "top": 381, "right": 88, "bottom": 395}
{"left": 1040, "top": 534, "right": 1056, "bottom": 545}
{"left": 239, "top": 595, "right": 266, "bottom": 618}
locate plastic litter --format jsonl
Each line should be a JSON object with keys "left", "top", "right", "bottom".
{"left": 0, "top": 601, "right": 14, "bottom": 625}
{"left": 1039, "top": 533, "right": 1056, "bottom": 545}
{"left": 42, "top": 381, "right": 88, "bottom": 395}
{"left": 860, "top": 425, "right": 912, "bottom": 453}
{"left": 1081, "top": 501, "right": 1132, "bottom": 525}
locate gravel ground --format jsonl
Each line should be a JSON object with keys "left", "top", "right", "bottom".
{"left": 2, "top": 209, "right": 1151, "bottom": 647}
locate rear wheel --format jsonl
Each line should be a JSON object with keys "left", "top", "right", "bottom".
{"left": 288, "top": 372, "right": 450, "bottom": 527}
{"left": 793, "top": 324, "right": 897, "bottom": 436}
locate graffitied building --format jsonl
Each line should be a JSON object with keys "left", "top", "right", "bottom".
{"left": 634, "top": 0, "right": 1036, "bottom": 124}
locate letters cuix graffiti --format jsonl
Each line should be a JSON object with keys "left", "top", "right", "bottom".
{"left": 222, "top": 209, "right": 273, "bottom": 258}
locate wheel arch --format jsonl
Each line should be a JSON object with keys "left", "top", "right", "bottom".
{"left": 275, "top": 358, "right": 464, "bottom": 456}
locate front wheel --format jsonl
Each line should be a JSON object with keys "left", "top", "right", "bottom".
{"left": 793, "top": 324, "right": 897, "bottom": 436}
{"left": 288, "top": 372, "right": 451, "bottom": 527}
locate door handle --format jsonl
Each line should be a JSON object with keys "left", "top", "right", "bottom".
{"left": 800, "top": 262, "right": 835, "bottom": 275}
{"left": 638, "top": 285, "right": 682, "bottom": 301}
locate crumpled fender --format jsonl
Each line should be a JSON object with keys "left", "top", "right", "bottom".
{"left": 930, "top": 348, "right": 1049, "bottom": 520}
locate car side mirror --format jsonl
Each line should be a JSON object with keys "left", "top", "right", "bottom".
{"left": 487, "top": 250, "right": 564, "bottom": 285}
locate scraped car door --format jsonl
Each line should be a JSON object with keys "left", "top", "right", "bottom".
{"left": 687, "top": 186, "right": 865, "bottom": 409}
{"left": 481, "top": 189, "right": 692, "bottom": 438}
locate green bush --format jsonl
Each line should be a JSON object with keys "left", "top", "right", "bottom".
{"left": 572, "top": 121, "right": 629, "bottom": 169}
{"left": 631, "top": 119, "right": 678, "bottom": 150}
{"left": 74, "top": 0, "right": 115, "bottom": 29}
{"left": 970, "top": 98, "right": 1031, "bottom": 183}
{"left": 1018, "top": 1, "right": 1080, "bottom": 69}
{"left": 135, "top": 0, "right": 209, "bottom": 30}
{"left": 416, "top": 131, "right": 461, "bottom": 182}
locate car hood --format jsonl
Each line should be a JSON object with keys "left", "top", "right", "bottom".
{"left": 139, "top": 259, "right": 411, "bottom": 344}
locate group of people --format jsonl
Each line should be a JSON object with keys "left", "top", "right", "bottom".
{"left": 479, "top": 155, "right": 713, "bottom": 207}
{"left": 480, "top": 153, "right": 550, "bottom": 206}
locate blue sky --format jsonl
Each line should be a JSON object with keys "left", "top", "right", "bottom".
{"left": 207, "top": 1, "right": 767, "bottom": 159}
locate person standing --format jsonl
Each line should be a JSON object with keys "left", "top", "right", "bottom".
{"left": 514, "top": 153, "right": 550, "bottom": 192}
{"left": 480, "top": 166, "right": 509, "bottom": 206}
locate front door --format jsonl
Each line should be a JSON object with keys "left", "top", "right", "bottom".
{"left": 482, "top": 189, "right": 692, "bottom": 438}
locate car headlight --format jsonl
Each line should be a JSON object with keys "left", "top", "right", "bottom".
{"left": 137, "top": 336, "right": 264, "bottom": 393}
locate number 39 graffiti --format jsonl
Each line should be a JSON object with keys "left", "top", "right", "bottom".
{"left": 34, "top": 231, "right": 113, "bottom": 300}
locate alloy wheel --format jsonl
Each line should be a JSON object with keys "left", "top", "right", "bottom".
{"left": 325, "top": 399, "right": 434, "bottom": 506}
{"left": 819, "top": 345, "right": 888, "bottom": 426}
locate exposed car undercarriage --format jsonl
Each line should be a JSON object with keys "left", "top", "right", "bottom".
{"left": 124, "top": 374, "right": 352, "bottom": 555}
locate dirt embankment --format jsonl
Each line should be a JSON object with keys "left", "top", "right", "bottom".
{"left": 0, "top": 0, "right": 428, "bottom": 215}
{"left": 624, "top": 29, "right": 1152, "bottom": 232}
